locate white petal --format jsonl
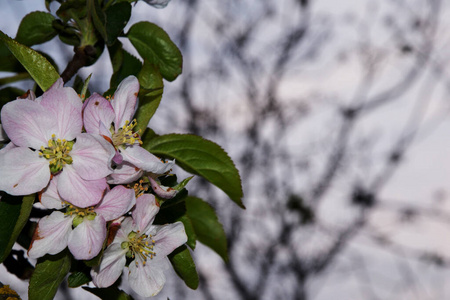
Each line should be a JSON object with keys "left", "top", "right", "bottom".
{"left": 128, "top": 257, "right": 169, "bottom": 297}
{"left": 120, "top": 145, "right": 174, "bottom": 175}
{"left": 110, "top": 76, "right": 139, "bottom": 131}
{"left": 69, "top": 216, "right": 107, "bottom": 260}
{"left": 91, "top": 243, "right": 127, "bottom": 288}
{"left": 96, "top": 186, "right": 136, "bottom": 221}
{"left": 152, "top": 222, "right": 187, "bottom": 257}
{"left": 28, "top": 211, "right": 73, "bottom": 258}
{"left": 1, "top": 99, "right": 56, "bottom": 149}
{"left": 40, "top": 83, "right": 83, "bottom": 140}
{"left": 71, "top": 133, "right": 115, "bottom": 180}
{"left": 57, "top": 165, "right": 107, "bottom": 208}
{"left": 83, "top": 93, "right": 115, "bottom": 136}
{"left": 40, "top": 177, "right": 65, "bottom": 209}
{"left": 132, "top": 194, "right": 159, "bottom": 232}
{"left": 0, "top": 147, "right": 50, "bottom": 195}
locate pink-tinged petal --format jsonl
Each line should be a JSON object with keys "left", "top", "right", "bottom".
{"left": 91, "top": 243, "right": 127, "bottom": 288}
{"left": 69, "top": 216, "right": 107, "bottom": 260}
{"left": 96, "top": 186, "right": 136, "bottom": 221}
{"left": 107, "top": 162, "right": 143, "bottom": 185}
{"left": 83, "top": 93, "right": 115, "bottom": 135}
{"left": 120, "top": 146, "right": 174, "bottom": 175}
{"left": 0, "top": 147, "right": 50, "bottom": 195}
{"left": 114, "top": 217, "right": 135, "bottom": 243}
{"left": 111, "top": 76, "right": 139, "bottom": 131}
{"left": 57, "top": 165, "right": 107, "bottom": 207}
{"left": 1, "top": 99, "right": 56, "bottom": 149}
{"left": 128, "top": 256, "right": 169, "bottom": 297}
{"left": 149, "top": 177, "right": 177, "bottom": 199}
{"left": 17, "top": 89, "right": 36, "bottom": 101}
{"left": 40, "top": 177, "right": 65, "bottom": 209}
{"left": 40, "top": 84, "right": 82, "bottom": 141}
{"left": 151, "top": 222, "right": 187, "bottom": 257}
{"left": 71, "top": 133, "right": 115, "bottom": 180}
{"left": 132, "top": 194, "right": 159, "bottom": 232}
{"left": 28, "top": 211, "right": 73, "bottom": 258}
{"left": 112, "top": 151, "right": 123, "bottom": 164}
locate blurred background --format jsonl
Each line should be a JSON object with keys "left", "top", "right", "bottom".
{"left": 2, "top": 0, "right": 450, "bottom": 299}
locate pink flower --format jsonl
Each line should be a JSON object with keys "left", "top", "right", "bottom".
{"left": 0, "top": 79, "right": 115, "bottom": 207}
{"left": 28, "top": 183, "right": 135, "bottom": 260}
{"left": 83, "top": 76, "right": 173, "bottom": 175}
{"left": 91, "top": 194, "right": 187, "bottom": 297}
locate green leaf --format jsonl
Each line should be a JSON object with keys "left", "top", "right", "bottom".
{"left": 135, "top": 61, "right": 163, "bottom": 133}
{"left": 142, "top": 134, "right": 244, "bottom": 208}
{"left": 0, "top": 30, "right": 59, "bottom": 91}
{"left": 178, "top": 215, "right": 196, "bottom": 249}
{"left": 0, "top": 193, "right": 35, "bottom": 263}
{"left": 108, "top": 41, "right": 142, "bottom": 89}
{"left": 186, "top": 197, "right": 228, "bottom": 261}
{"left": 68, "top": 271, "right": 91, "bottom": 288}
{"left": 83, "top": 286, "right": 134, "bottom": 300}
{"left": 29, "top": 251, "right": 71, "bottom": 300}
{"left": 105, "top": 2, "right": 131, "bottom": 45}
{"left": 15, "top": 11, "right": 57, "bottom": 46}
{"left": 127, "top": 22, "right": 182, "bottom": 81}
{"left": 0, "top": 73, "right": 30, "bottom": 85}
{"left": 88, "top": 0, "right": 107, "bottom": 41}
{"left": 168, "top": 245, "right": 199, "bottom": 290}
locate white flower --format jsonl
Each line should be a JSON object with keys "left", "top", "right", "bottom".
{"left": 91, "top": 194, "right": 187, "bottom": 297}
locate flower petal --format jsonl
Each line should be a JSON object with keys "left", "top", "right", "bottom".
{"left": 0, "top": 147, "right": 50, "bottom": 195}
{"left": 83, "top": 93, "right": 115, "bottom": 136}
{"left": 149, "top": 177, "right": 177, "bottom": 199}
{"left": 40, "top": 82, "right": 82, "bottom": 141}
{"left": 111, "top": 76, "right": 140, "bottom": 131}
{"left": 96, "top": 186, "right": 136, "bottom": 221}
{"left": 151, "top": 222, "right": 187, "bottom": 257}
{"left": 132, "top": 194, "right": 159, "bottom": 232}
{"left": 28, "top": 211, "right": 73, "bottom": 258}
{"left": 69, "top": 216, "right": 107, "bottom": 260}
{"left": 107, "top": 162, "right": 143, "bottom": 185}
{"left": 40, "top": 177, "right": 65, "bottom": 209}
{"left": 120, "top": 145, "right": 174, "bottom": 174}
{"left": 71, "top": 133, "right": 115, "bottom": 180}
{"left": 91, "top": 243, "right": 127, "bottom": 288}
{"left": 128, "top": 256, "right": 169, "bottom": 297}
{"left": 1, "top": 99, "right": 56, "bottom": 149}
{"left": 57, "top": 165, "right": 107, "bottom": 207}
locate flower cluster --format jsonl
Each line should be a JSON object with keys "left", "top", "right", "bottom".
{"left": 0, "top": 76, "right": 187, "bottom": 297}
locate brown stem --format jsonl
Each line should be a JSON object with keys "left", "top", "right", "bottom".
{"left": 60, "top": 45, "right": 96, "bottom": 83}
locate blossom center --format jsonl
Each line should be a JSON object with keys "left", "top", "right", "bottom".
{"left": 65, "top": 204, "right": 96, "bottom": 227}
{"left": 122, "top": 230, "right": 156, "bottom": 266}
{"left": 39, "top": 134, "right": 74, "bottom": 173}
{"left": 111, "top": 119, "right": 142, "bottom": 148}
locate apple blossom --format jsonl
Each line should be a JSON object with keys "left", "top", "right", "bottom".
{"left": 91, "top": 194, "right": 187, "bottom": 297}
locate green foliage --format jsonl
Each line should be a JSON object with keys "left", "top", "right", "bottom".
{"left": 143, "top": 134, "right": 245, "bottom": 208}
{"left": 68, "top": 271, "right": 91, "bottom": 288}
{"left": 83, "top": 286, "right": 134, "bottom": 300}
{"left": 168, "top": 245, "right": 199, "bottom": 290}
{"left": 29, "top": 251, "right": 71, "bottom": 300}
{"left": 108, "top": 41, "right": 142, "bottom": 89}
{"left": 0, "top": 30, "right": 59, "bottom": 91}
{"left": 135, "top": 60, "right": 164, "bottom": 133}
{"left": 15, "top": 11, "right": 57, "bottom": 46}
{"left": 105, "top": 2, "right": 132, "bottom": 45}
{"left": 186, "top": 197, "right": 228, "bottom": 262}
{"left": 0, "top": 194, "right": 35, "bottom": 263}
{"left": 127, "top": 22, "right": 183, "bottom": 81}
